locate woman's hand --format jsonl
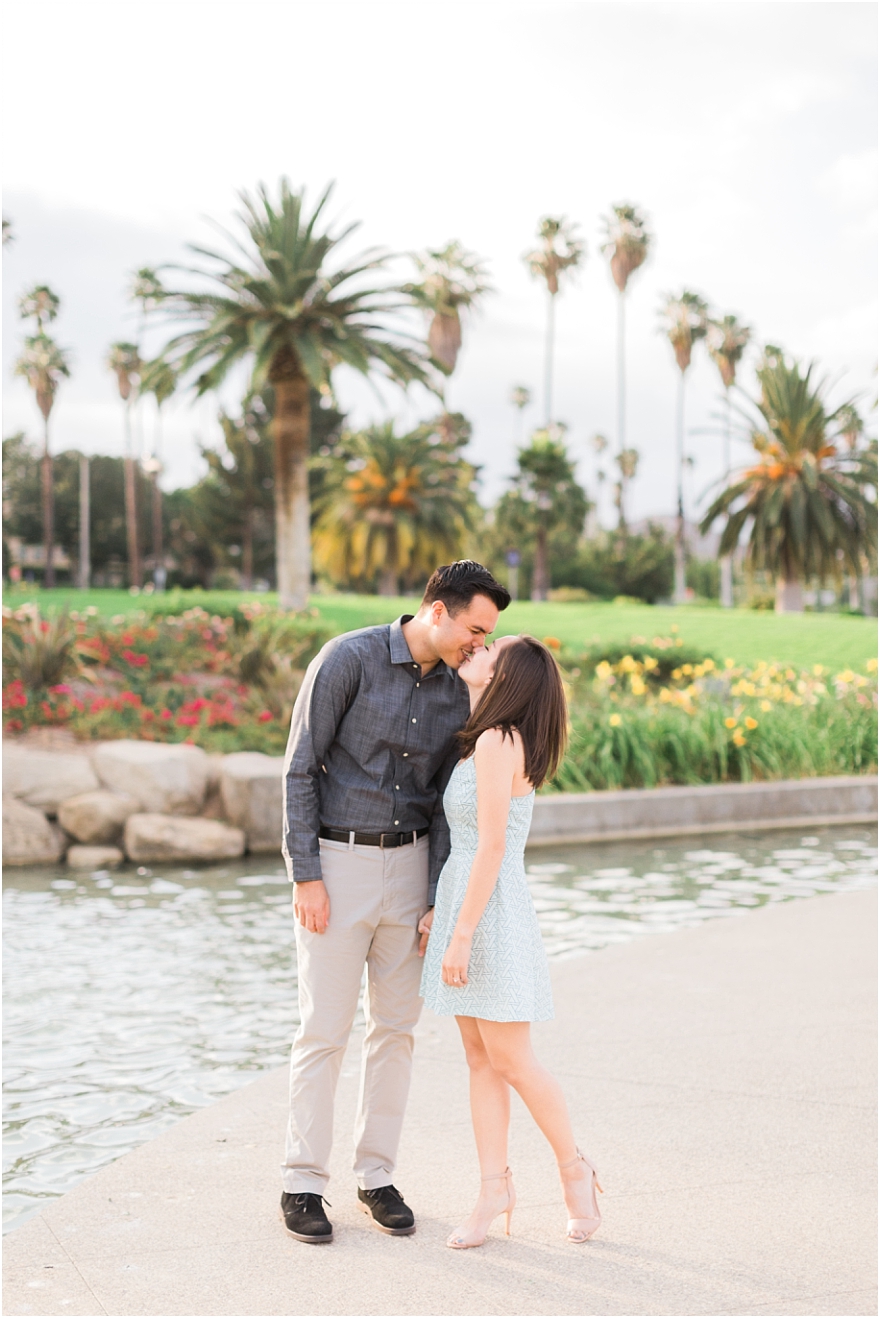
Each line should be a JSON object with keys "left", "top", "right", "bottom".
{"left": 417, "top": 908, "right": 434, "bottom": 957}
{"left": 441, "top": 930, "right": 473, "bottom": 987}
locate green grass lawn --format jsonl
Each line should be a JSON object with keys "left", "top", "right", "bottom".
{"left": 5, "top": 586, "right": 877, "bottom": 671}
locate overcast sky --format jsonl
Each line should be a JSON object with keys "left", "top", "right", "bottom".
{"left": 3, "top": 0, "right": 876, "bottom": 527}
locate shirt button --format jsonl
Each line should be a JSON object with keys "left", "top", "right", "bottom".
{"left": 403, "top": 752, "right": 408, "bottom": 757}
{"left": 412, "top": 718, "right": 417, "bottom": 723}
{"left": 394, "top": 820, "right": 399, "bottom": 825}
{"left": 416, "top": 682, "right": 420, "bottom": 688}
{"left": 395, "top": 785, "right": 400, "bottom": 790}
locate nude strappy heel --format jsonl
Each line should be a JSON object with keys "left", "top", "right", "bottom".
{"left": 558, "top": 1148, "right": 603, "bottom": 1243}
{"left": 446, "top": 1167, "right": 515, "bottom": 1248}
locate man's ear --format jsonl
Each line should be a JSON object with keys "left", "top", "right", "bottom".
{"left": 430, "top": 600, "right": 448, "bottom": 625}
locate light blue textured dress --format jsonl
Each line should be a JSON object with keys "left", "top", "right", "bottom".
{"left": 420, "top": 756, "right": 554, "bottom": 1022}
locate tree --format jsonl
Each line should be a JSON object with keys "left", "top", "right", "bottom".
{"left": 106, "top": 341, "right": 142, "bottom": 588}
{"left": 699, "top": 357, "right": 877, "bottom": 613}
{"left": 139, "top": 355, "right": 176, "bottom": 588}
{"left": 707, "top": 313, "right": 752, "bottom": 606}
{"left": 495, "top": 429, "right": 588, "bottom": 600}
{"left": 405, "top": 241, "right": 491, "bottom": 380}
{"left": 659, "top": 290, "right": 709, "bottom": 601}
{"left": 14, "top": 285, "right": 71, "bottom": 588}
{"left": 510, "top": 385, "right": 531, "bottom": 441}
{"left": 312, "top": 415, "right": 479, "bottom": 595}
{"left": 154, "top": 179, "right": 430, "bottom": 610}
{"left": 600, "top": 203, "right": 651, "bottom": 522}
{"left": 198, "top": 401, "right": 276, "bottom": 588}
{"left": 524, "top": 217, "right": 584, "bottom": 424}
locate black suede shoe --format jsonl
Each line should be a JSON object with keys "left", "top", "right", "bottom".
{"left": 280, "top": 1191, "right": 334, "bottom": 1243}
{"left": 357, "top": 1184, "right": 416, "bottom": 1235}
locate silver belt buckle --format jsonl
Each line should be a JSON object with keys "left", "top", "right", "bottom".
{"left": 379, "top": 832, "right": 390, "bottom": 849}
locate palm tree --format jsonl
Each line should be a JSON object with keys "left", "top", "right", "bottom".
{"left": 659, "top": 290, "right": 709, "bottom": 601}
{"left": 707, "top": 313, "right": 752, "bottom": 606}
{"left": 312, "top": 416, "right": 478, "bottom": 595}
{"left": 154, "top": 179, "right": 430, "bottom": 610}
{"left": 699, "top": 357, "right": 877, "bottom": 613}
{"left": 614, "top": 448, "right": 640, "bottom": 530}
{"left": 139, "top": 356, "right": 176, "bottom": 588}
{"left": 510, "top": 385, "right": 531, "bottom": 441}
{"left": 405, "top": 241, "right": 491, "bottom": 380}
{"left": 524, "top": 217, "right": 584, "bottom": 424}
{"left": 18, "top": 284, "right": 60, "bottom": 332}
{"left": 107, "top": 342, "right": 143, "bottom": 588}
{"left": 496, "top": 429, "right": 588, "bottom": 600}
{"left": 13, "top": 333, "right": 71, "bottom": 587}
{"left": 600, "top": 203, "right": 651, "bottom": 521}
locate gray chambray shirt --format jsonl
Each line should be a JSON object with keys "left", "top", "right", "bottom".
{"left": 282, "top": 616, "right": 470, "bottom": 903}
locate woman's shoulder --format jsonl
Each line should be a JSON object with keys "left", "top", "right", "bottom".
{"left": 474, "top": 725, "right": 525, "bottom": 762}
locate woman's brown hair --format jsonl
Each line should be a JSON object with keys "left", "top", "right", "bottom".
{"left": 458, "top": 635, "right": 568, "bottom": 788}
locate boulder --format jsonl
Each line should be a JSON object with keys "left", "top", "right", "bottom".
{"left": 3, "top": 745, "right": 99, "bottom": 815}
{"left": 3, "top": 796, "right": 66, "bottom": 866}
{"left": 92, "top": 741, "right": 209, "bottom": 816}
{"left": 67, "top": 845, "right": 124, "bottom": 870}
{"left": 124, "top": 813, "right": 246, "bottom": 863}
{"left": 220, "top": 752, "right": 285, "bottom": 853}
{"left": 57, "top": 790, "right": 140, "bottom": 844}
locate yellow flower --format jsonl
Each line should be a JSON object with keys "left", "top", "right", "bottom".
{"left": 672, "top": 667, "right": 683, "bottom": 680}
{"left": 724, "top": 717, "right": 738, "bottom": 729}
{"left": 595, "top": 660, "right": 613, "bottom": 680}
{"left": 643, "top": 656, "right": 658, "bottom": 671}
{"left": 702, "top": 659, "right": 715, "bottom": 671}
{"left": 609, "top": 713, "right": 622, "bottom": 727}
{"left": 542, "top": 636, "right": 561, "bottom": 650}
{"left": 867, "top": 658, "right": 878, "bottom": 673}
{"left": 785, "top": 668, "right": 796, "bottom": 681}
{"left": 760, "top": 700, "right": 772, "bottom": 712}
{"left": 631, "top": 677, "right": 646, "bottom": 696}
{"left": 724, "top": 658, "right": 736, "bottom": 669}
{"left": 681, "top": 663, "right": 693, "bottom": 676}
{"left": 813, "top": 664, "right": 825, "bottom": 676}
{"left": 745, "top": 716, "right": 758, "bottom": 730}
{"left": 732, "top": 729, "right": 747, "bottom": 747}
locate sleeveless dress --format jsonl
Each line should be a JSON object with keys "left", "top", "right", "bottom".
{"left": 420, "top": 756, "right": 553, "bottom": 1022}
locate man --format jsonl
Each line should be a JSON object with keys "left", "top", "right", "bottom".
{"left": 280, "top": 561, "right": 511, "bottom": 1243}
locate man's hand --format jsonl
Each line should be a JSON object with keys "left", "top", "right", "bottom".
{"left": 417, "top": 907, "right": 434, "bottom": 957}
{"left": 294, "top": 880, "right": 330, "bottom": 934}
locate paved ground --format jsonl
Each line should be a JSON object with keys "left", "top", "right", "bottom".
{"left": 4, "top": 887, "right": 877, "bottom": 1317}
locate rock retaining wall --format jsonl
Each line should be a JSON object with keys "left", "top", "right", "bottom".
{"left": 2, "top": 738, "right": 877, "bottom": 868}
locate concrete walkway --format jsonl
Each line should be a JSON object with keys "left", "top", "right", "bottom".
{"left": 4, "top": 888, "right": 877, "bottom": 1317}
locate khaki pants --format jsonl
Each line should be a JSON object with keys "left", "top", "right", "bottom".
{"left": 282, "top": 835, "right": 429, "bottom": 1194}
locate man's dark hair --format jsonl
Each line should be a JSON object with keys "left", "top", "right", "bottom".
{"left": 421, "top": 561, "right": 511, "bottom": 616}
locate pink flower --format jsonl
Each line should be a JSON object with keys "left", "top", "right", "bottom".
{"left": 258, "top": 710, "right": 273, "bottom": 723}
{"left": 50, "top": 684, "right": 73, "bottom": 695}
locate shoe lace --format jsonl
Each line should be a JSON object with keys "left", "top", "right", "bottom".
{"left": 369, "top": 1184, "right": 403, "bottom": 1205}
{"left": 291, "top": 1192, "right": 332, "bottom": 1212}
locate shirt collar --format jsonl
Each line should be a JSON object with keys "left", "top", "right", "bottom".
{"left": 389, "top": 616, "right": 456, "bottom": 680}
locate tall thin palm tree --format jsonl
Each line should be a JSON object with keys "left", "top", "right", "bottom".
{"left": 707, "top": 313, "right": 752, "bottom": 606}
{"left": 510, "top": 385, "right": 531, "bottom": 442}
{"left": 600, "top": 203, "right": 651, "bottom": 522}
{"left": 16, "top": 284, "right": 68, "bottom": 588}
{"left": 154, "top": 179, "right": 430, "bottom": 610}
{"left": 496, "top": 429, "right": 588, "bottom": 601}
{"left": 524, "top": 217, "right": 584, "bottom": 424}
{"left": 405, "top": 241, "right": 491, "bottom": 382}
{"left": 312, "top": 418, "right": 478, "bottom": 595}
{"left": 139, "top": 356, "right": 176, "bottom": 589}
{"left": 659, "top": 290, "right": 709, "bottom": 601}
{"left": 700, "top": 358, "right": 876, "bottom": 612}
{"left": 107, "top": 342, "right": 143, "bottom": 588}
{"left": 14, "top": 333, "right": 71, "bottom": 588}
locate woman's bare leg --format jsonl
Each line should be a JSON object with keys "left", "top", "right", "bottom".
{"left": 475, "top": 1019, "right": 598, "bottom": 1224}
{"left": 448, "top": 1016, "right": 516, "bottom": 1244}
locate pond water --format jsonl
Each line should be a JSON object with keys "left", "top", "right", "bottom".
{"left": 3, "top": 824, "right": 876, "bottom": 1234}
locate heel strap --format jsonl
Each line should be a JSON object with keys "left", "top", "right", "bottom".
{"left": 481, "top": 1166, "right": 511, "bottom": 1182}
{"left": 557, "top": 1149, "right": 585, "bottom": 1172}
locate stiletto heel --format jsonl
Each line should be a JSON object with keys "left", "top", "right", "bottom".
{"left": 446, "top": 1168, "right": 515, "bottom": 1249}
{"left": 558, "top": 1148, "right": 603, "bottom": 1243}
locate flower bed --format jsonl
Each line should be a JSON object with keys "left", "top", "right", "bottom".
{"left": 2, "top": 603, "right": 332, "bottom": 754}
{"left": 3, "top": 606, "right": 877, "bottom": 785}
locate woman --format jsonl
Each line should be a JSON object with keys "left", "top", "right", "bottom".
{"left": 419, "top": 634, "right": 603, "bottom": 1248}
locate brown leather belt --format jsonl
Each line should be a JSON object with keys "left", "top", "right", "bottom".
{"left": 318, "top": 826, "right": 429, "bottom": 849}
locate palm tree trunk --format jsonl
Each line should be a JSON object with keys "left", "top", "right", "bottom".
{"left": 531, "top": 520, "right": 549, "bottom": 601}
{"left": 720, "top": 389, "right": 733, "bottom": 607}
{"left": 242, "top": 501, "right": 254, "bottom": 590}
{"left": 151, "top": 472, "right": 163, "bottom": 589}
{"left": 616, "top": 290, "right": 626, "bottom": 527}
{"left": 270, "top": 356, "right": 311, "bottom": 611}
{"left": 379, "top": 565, "right": 398, "bottom": 596}
{"left": 41, "top": 416, "right": 55, "bottom": 589}
{"left": 544, "top": 291, "right": 556, "bottom": 425}
{"left": 775, "top": 573, "right": 804, "bottom": 613}
{"left": 123, "top": 404, "right": 142, "bottom": 588}
{"left": 78, "top": 455, "right": 90, "bottom": 590}
{"left": 674, "top": 370, "right": 687, "bottom": 603}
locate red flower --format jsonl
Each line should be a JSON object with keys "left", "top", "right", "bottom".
{"left": 258, "top": 710, "right": 273, "bottom": 723}
{"left": 160, "top": 709, "right": 173, "bottom": 721}
{"left": 121, "top": 650, "right": 148, "bottom": 667}
{"left": 39, "top": 621, "right": 50, "bottom": 634}
{"left": 49, "top": 684, "right": 73, "bottom": 695}
{"left": 5, "top": 718, "right": 23, "bottom": 732}
{"left": 119, "top": 691, "right": 142, "bottom": 707}
{"left": 176, "top": 713, "right": 199, "bottom": 727}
